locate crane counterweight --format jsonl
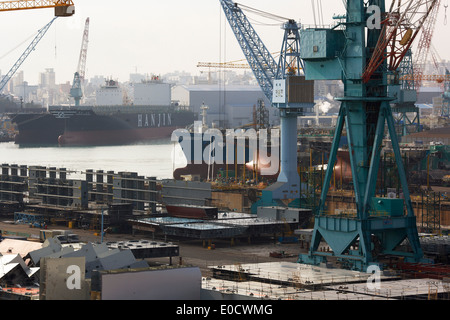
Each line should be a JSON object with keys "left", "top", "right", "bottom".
{"left": 55, "top": 3, "right": 74, "bottom": 16}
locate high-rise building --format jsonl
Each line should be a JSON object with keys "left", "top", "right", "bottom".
{"left": 39, "top": 68, "right": 56, "bottom": 89}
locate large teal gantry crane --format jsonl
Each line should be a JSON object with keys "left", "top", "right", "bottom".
{"left": 298, "top": 0, "right": 438, "bottom": 271}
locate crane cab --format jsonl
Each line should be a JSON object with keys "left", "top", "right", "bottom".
{"left": 55, "top": 5, "right": 75, "bottom": 17}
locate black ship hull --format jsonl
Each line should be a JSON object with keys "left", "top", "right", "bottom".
{"left": 11, "top": 106, "right": 196, "bottom": 146}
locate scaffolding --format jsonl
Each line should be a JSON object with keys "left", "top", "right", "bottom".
{"left": 420, "top": 191, "right": 442, "bottom": 233}
{"left": 0, "top": 164, "right": 28, "bottom": 203}
{"left": 86, "top": 170, "right": 158, "bottom": 213}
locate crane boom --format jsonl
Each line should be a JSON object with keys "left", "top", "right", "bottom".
{"left": 197, "top": 52, "right": 281, "bottom": 70}
{"left": 412, "top": 0, "right": 441, "bottom": 89}
{"left": 197, "top": 61, "right": 250, "bottom": 69}
{"left": 70, "top": 17, "right": 89, "bottom": 106}
{"left": 219, "top": 0, "right": 277, "bottom": 101}
{"left": 0, "top": 0, "right": 74, "bottom": 16}
{"left": 363, "top": 0, "right": 438, "bottom": 83}
{"left": 76, "top": 17, "right": 89, "bottom": 81}
{"left": 0, "top": 16, "right": 57, "bottom": 92}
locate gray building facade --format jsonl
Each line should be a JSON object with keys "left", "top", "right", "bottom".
{"left": 172, "top": 84, "right": 278, "bottom": 128}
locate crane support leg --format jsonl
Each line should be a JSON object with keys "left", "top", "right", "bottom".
{"left": 262, "top": 113, "right": 300, "bottom": 203}
{"left": 299, "top": 101, "right": 425, "bottom": 271}
{"left": 297, "top": 0, "right": 432, "bottom": 272}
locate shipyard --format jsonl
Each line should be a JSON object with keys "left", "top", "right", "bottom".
{"left": 0, "top": 0, "right": 449, "bottom": 308}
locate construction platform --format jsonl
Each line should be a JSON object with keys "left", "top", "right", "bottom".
{"left": 201, "top": 276, "right": 450, "bottom": 300}
{"left": 128, "top": 212, "right": 299, "bottom": 240}
{"left": 203, "top": 261, "right": 450, "bottom": 300}
{"left": 209, "top": 261, "right": 395, "bottom": 286}
{"left": 201, "top": 278, "right": 393, "bottom": 300}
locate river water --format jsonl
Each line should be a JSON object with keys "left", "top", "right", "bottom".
{"left": 0, "top": 139, "right": 188, "bottom": 180}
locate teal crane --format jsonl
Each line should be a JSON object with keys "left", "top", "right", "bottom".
{"left": 297, "top": 0, "right": 438, "bottom": 271}
{"left": 220, "top": 0, "right": 314, "bottom": 208}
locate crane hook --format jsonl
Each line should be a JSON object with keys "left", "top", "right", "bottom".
{"left": 445, "top": 1, "right": 448, "bottom": 25}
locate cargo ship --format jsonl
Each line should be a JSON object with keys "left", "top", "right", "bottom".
{"left": 172, "top": 124, "right": 280, "bottom": 181}
{"left": 10, "top": 79, "right": 197, "bottom": 146}
{"left": 11, "top": 106, "right": 196, "bottom": 146}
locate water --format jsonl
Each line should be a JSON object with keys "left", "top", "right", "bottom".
{"left": 0, "top": 139, "right": 188, "bottom": 180}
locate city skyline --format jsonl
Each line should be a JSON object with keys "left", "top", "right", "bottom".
{"left": 0, "top": 0, "right": 448, "bottom": 86}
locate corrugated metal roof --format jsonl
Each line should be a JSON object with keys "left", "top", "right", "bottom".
{"left": 0, "top": 239, "right": 42, "bottom": 257}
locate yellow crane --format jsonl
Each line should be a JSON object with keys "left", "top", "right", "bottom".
{"left": 400, "top": 74, "right": 450, "bottom": 83}
{"left": 0, "top": 0, "right": 75, "bottom": 16}
{"left": 197, "top": 52, "right": 281, "bottom": 71}
{"left": 197, "top": 61, "right": 250, "bottom": 69}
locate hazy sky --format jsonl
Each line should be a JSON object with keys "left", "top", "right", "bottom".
{"left": 0, "top": 0, "right": 448, "bottom": 84}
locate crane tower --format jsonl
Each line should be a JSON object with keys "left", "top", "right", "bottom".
{"left": 220, "top": 0, "right": 314, "bottom": 208}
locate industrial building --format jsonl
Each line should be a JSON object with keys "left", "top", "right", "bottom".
{"left": 171, "top": 84, "right": 278, "bottom": 128}
{"left": 131, "top": 80, "right": 171, "bottom": 106}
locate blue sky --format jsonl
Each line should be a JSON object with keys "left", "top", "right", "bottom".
{"left": 0, "top": 0, "right": 448, "bottom": 84}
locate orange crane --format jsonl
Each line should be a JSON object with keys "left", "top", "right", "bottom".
{"left": 197, "top": 52, "right": 281, "bottom": 71}
{"left": 400, "top": 43, "right": 449, "bottom": 84}
{"left": 0, "top": 0, "right": 75, "bottom": 16}
{"left": 197, "top": 61, "right": 250, "bottom": 84}
{"left": 400, "top": 73, "right": 450, "bottom": 83}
